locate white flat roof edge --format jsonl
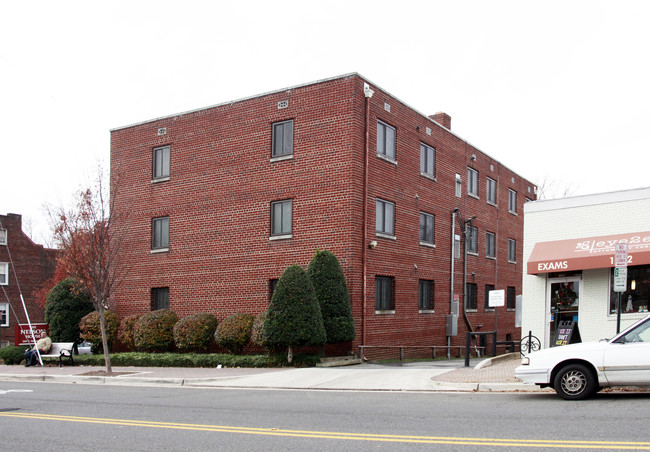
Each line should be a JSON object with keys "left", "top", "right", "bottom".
{"left": 525, "top": 186, "right": 650, "bottom": 213}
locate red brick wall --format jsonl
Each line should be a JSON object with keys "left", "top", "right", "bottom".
{"left": 0, "top": 214, "right": 57, "bottom": 346}
{"left": 110, "top": 74, "right": 535, "bottom": 355}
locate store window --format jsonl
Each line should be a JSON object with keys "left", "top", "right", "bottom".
{"left": 610, "top": 264, "right": 650, "bottom": 315}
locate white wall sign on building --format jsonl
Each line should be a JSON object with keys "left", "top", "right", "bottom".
{"left": 488, "top": 289, "right": 505, "bottom": 308}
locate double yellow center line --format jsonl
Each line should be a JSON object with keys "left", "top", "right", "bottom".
{"left": 1, "top": 412, "right": 648, "bottom": 449}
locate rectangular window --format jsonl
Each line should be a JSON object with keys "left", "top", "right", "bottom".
{"left": 271, "top": 199, "right": 292, "bottom": 236}
{"left": 152, "top": 217, "right": 169, "bottom": 250}
{"left": 419, "top": 279, "right": 434, "bottom": 311}
{"left": 419, "top": 212, "right": 434, "bottom": 244}
{"left": 454, "top": 234, "right": 461, "bottom": 259}
{"left": 609, "top": 264, "right": 650, "bottom": 314}
{"left": 375, "top": 276, "right": 395, "bottom": 311}
{"left": 420, "top": 143, "right": 435, "bottom": 177}
{"left": 0, "top": 302, "right": 7, "bottom": 326}
{"left": 487, "top": 177, "right": 497, "bottom": 205}
{"left": 509, "top": 189, "right": 517, "bottom": 213}
{"left": 466, "top": 283, "right": 478, "bottom": 310}
{"left": 508, "top": 238, "right": 516, "bottom": 263}
{"left": 0, "top": 262, "right": 8, "bottom": 285}
{"left": 151, "top": 287, "right": 169, "bottom": 310}
{"left": 467, "top": 167, "right": 478, "bottom": 197}
{"left": 455, "top": 174, "right": 462, "bottom": 198}
{"left": 376, "top": 199, "right": 395, "bottom": 236}
{"left": 486, "top": 231, "right": 496, "bottom": 258}
{"left": 269, "top": 279, "right": 279, "bottom": 302}
{"left": 377, "top": 120, "right": 396, "bottom": 160}
{"left": 467, "top": 225, "right": 478, "bottom": 254}
{"left": 272, "top": 120, "right": 294, "bottom": 158}
{"left": 484, "top": 284, "right": 495, "bottom": 310}
{"left": 152, "top": 145, "right": 170, "bottom": 180}
{"left": 507, "top": 286, "right": 516, "bottom": 309}
{"left": 0, "top": 229, "right": 6, "bottom": 246}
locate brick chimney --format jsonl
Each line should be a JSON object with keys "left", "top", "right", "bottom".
{"left": 430, "top": 112, "right": 451, "bottom": 130}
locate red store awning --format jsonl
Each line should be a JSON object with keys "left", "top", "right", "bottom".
{"left": 527, "top": 231, "right": 650, "bottom": 274}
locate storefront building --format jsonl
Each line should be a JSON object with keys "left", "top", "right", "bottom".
{"left": 522, "top": 187, "right": 650, "bottom": 348}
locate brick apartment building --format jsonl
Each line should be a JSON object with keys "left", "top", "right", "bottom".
{"left": 110, "top": 73, "right": 536, "bottom": 357}
{"left": 0, "top": 214, "right": 57, "bottom": 347}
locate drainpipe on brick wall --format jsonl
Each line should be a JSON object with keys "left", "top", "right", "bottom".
{"left": 362, "top": 83, "right": 374, "bottom": 349}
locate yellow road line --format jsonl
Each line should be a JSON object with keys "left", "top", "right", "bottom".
{"left": 1, "top": 412, "right": 649, "bottom": 449}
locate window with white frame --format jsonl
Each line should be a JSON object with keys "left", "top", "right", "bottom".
{"left": 375, "top": 276, "right": 395, "bottom": 311}
{"left": 0, "top": 262, "right": 8, "bottom": 285}
{"left": 0, "top": 302, "right": 7, "bottom": 326}
{"left": 272, "top": 120, "right": 294, "bottom": 158}
{"left": 487, "top": 177, "right": 497, "bottom": 205}
{"left": 271, "top": 199, "right": 292, "bottom": 236}
{"left": 419, "top": 279, "right": 434, "bottom": 311}
{"left": 152, "top": 217, "right": 169, "bottom": 250}
{"left": 467, "top": 167, "right": 478, "bottom": 197}
{"left": 420, "top": 143, "right": 435, "bottom": 177}
{"left": 419, "top": 212, "right": 434, "bottom": 244}
{"left": 152, "top": 145, "right": 170, "bottom": 180}
{"left": 486, "top": 231, "right": 496, "bottom": 258}
{"left": 508, "top": 238, "right": 516, "bottom": 262}
{"left": 455, "top": 174, "right": 462, "bottom": 198}
{"left": 377, "top": 120, "right": 396, "bottom": 160}
{"left": 376, "top": 199, "right": 395, "bottom": 236}
{"left": 0, "top": 229, "right": 6, "bottom": 246}
{"left": 467, "top": 225, "right": 478, "bottom": 254}
{"left": 508, "top": 189, "right": 517, "bottom": 214}
{"left": 454, "top": 234, "right": 461, "bottom": 259}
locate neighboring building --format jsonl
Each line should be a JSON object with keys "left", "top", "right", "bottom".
{"left": 0, "top": 214, "right": 57, "bottom": 347}
{"left": 522, "top": 187, "right": 650, "bottom": 348}
{"left": 110, "top": 73, "right": 536, "bottom": 357}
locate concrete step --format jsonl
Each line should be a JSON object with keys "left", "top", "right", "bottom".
{"left": 316, "top": 356, "right": 362, "bottom": 367}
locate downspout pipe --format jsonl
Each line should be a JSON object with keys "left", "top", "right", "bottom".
{"left": 361, "top": 82, "right": 374, "bottom": 349}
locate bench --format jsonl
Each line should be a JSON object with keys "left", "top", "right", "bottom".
{"left": 39, "top": 342, "right": 75, "bottom": 367}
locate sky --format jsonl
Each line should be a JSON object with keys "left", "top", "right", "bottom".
{"left": 2, "top": 0, "right": 649, "bottom": 246}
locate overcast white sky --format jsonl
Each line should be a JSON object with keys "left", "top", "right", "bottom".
{"left": 2, "top": 0, "right": 649, "bottom": 245}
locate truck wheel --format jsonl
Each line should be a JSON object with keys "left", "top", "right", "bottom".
{"left": 554, "top": 364, "right": 596, "bottom": 400}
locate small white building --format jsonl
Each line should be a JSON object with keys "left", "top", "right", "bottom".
{"left": 522, "top": 187, "right": 650, "bottom": 348}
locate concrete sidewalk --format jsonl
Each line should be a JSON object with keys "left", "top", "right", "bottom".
{"left": 0, "top": 354, "right": 550, "bottom": 393}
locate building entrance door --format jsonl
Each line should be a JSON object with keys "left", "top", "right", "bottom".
{"left": 547, "top": 277, "right": 581, "bottom": 347}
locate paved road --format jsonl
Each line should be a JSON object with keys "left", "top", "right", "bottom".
{"left": 1, "top": 381, "right": 650, "bottom": 451}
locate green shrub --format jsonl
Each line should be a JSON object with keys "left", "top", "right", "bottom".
{"left": 134, "top": 309, "right": 178, "bottom": 352}
{"left": 173, "top": 313, "right": 218, "bottom": 353}
{"left": 264, "top": 265, "right": 326, "bottom": 362}
{"left": 0, "top": 345, "right": 31, "bottom": 365}
{"left": 250, "top": 310, "right": 268, "bottom": 348}
{"left": 307, "top": 250, "right": 356, "bottom": 344}
{"left": 118, "top": 314, "right": 142, "bottom": 351}
{"left": 79, "top": 311, "right": 119, "bottom": 354}
{"left": 45, "top": 278, "right": 94, "bottom": 344}
{"left": 215, "top": 313, "right": 254, "bottom": 354}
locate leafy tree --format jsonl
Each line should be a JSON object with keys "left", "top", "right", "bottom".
{"left": 44, "top": 278, "right": 94, "bottom": 344}
{"left": 307, "top": 250, "right": 356, "bottom": 344}
{"left": 50, "top": 167, "right": 129, "bottom": 372}
{"left": 264, "top": 265, "right": 326, "bottom": 363}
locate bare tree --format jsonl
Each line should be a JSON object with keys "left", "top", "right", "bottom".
{"left": 50, "top": 167, "right": 127, "bottom": 372}
{"left": 535, "top": 177, "right": 578, "bottom": 200}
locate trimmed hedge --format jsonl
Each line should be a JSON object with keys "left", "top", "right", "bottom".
{"left": 118, "top": 314, "right": 142, "bottom": 351}
{"left": 0, "top": 345, "right": 31, "bottom": 365}
{"left": 250, "top": 310, "right": 268, "bottom": 348}
{"left": 79, "top": 311, "right": 119, "bottom": 354}
{"left": 134, "top": 309, "right": 179, "bottom": 353}
{"left": 174, "top": 313, "right": 218, "bottom": 353}
{"left": 307, "top": 250, "right": 356, "bottom": 344}
{"left": 215, "top": 313, "right": 254, "bottom": 354}
{"left": 72, "top": 352, "right": 320, "bottom": 368}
